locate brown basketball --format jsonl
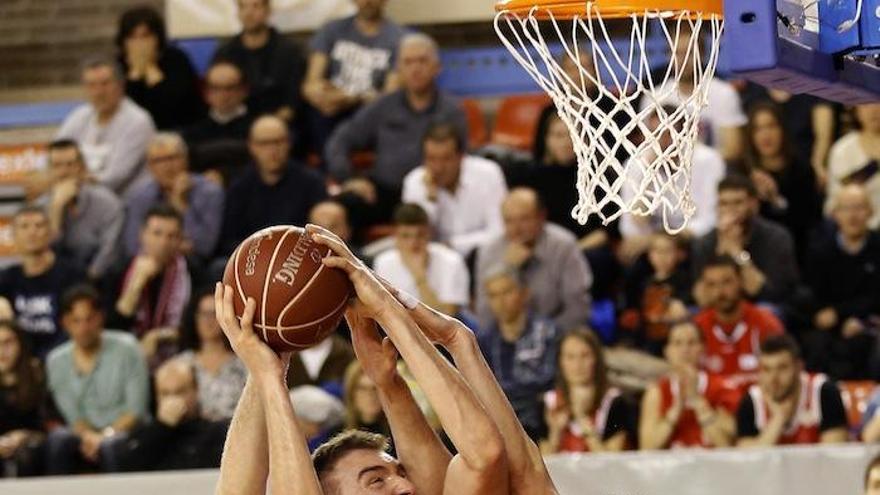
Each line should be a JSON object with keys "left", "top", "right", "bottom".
{"left": 222, "top": 225, "right": 352, "bottom": 351}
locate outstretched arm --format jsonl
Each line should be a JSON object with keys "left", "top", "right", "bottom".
{"left": 215, "top": 380, "right": 268, "bottom": 495}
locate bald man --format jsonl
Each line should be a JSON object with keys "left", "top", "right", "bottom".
{"left": 475, "top": 187, "right": 593, "bottom": 331}
{"left": 117, "top": 359, "right": 229, "bottom": 471}
{"left": 802, "top": 183, "right": 880, "bottom": 379}
{"left": 219, "top": 115, "right": 327, "bottom": 255}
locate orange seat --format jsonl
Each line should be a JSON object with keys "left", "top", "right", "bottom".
{"left": 461, "top": 98, "right": 489, "bottom": 149}
{"left": 491, "top": 93, "right": 551, "bottom": 153}
{"left": 839, "top": 380, "right": 876, "bottom": 433}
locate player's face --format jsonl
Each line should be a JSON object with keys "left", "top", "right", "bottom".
{"left": 702, "top": 265, "right": 742, "bottom": 314}
{"left": 423, "top": 139, "right": 462, "bottom": 190}
{"left": 0, "top": 326, "right": 21, "bottom": 374}
{"left": 140, "top": 216, "right": 183, "bottom": 265}
{"left": 866, "top": 466, "right": 880, "bottom": 495}
{"left": 834, "top": 188, "right": 872, "bottom": 239}
{"left": 647, "top": 236, "right": 677, "bottom": 276}
{"left": 82, "top": 65, "right": 123, "bottom": 115}
{"left": 329, "top": 449, "right": 415, "bottom": 495}
{"left": 758, "top": 351, "right": 800, "bottom": 402}
{"left": 238, "top": 0, "right": 270, "bottom": 32}
{"left": 394, "top": 225, "right": 429, "bottom": 255}
{"left": 856, "top": 103, "right": 880, "bottom": 133}
{"left": 147, "top": 142, "right": 188, "bottom": 190}
{"left": 665, "top": 324, "right": 703, "bottom": 369}
{"left": 206, "top": 64, "right": 247, "bottom": 114}
{"left": 398, "top": 42, "right": 439, "bottom": 94}
{"left": 485, "top": 275, "right": 527, "bottom": 324}
{"left": 544, "top": 117, "right": 575, "bottom": 165}
{"left": 750, "top": 109, "right": 784, "bottom": 158}
{"left": 13, "top": 212, "right": 52, "bottom": 255}
{"left": 559, "top": 336, "right": 595, "bottom": 386}
{"left": 49, "top": 146, "right": 86, "bottom": 183}
{"left": 62, "top": 300, "right": 104, "bottom": 350}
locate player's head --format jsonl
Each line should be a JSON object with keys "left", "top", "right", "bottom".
{"left": 398, "top": 33, "right": 440, "bottom": 94}
{"left": 392, "top": 203, "right": 430, "bottom": 256}
{"left": 140, "top": 204, "right": 184, "bottom": 265}
{"left": 422, "top": 121, "right": 465, "bottom": 190}
{"left": 855, "top": 103, "right": 880, "bottom": 134}
{"left": 664, "top": 322, "right": 704, "bottom": 369}
{"left": 647, "top": 233, "right": 679, "bottom": 276}
{"left": 484, "top": 265, "right": 529, "bottom": 325}
{"left": 147, "top": 132, "right": 189, "bottom": 190}
{"left": 865, "top": 453, "right": 880, "bottom": 495}
{"left": 832, "top": 183, "right": 873, "bottom": 239}
{"left": 758, "top": 334, "right": 802, "bottom": 403}
{"left": 556, "top": 328, "right": 607, "bottom": 414}
{"left": 700, "top": 255, "right": 743, "bottom": 315}
{"left": 249, "top": 114, "right": 291, "bottom": 175}
{"left": 313, "top": 430, "right": 415, "bottom": 495}
{"left": 501, "top": 187, "right": 547, "bottom": 246}
{"left": 237, "top": 0, "right": 271, "bottom": 33}
{"left": 13, "top": 206, "right": 52, "bottom": 256}
{"left": 48, "top": 139, "right": 87, "bottom": 182}
{"left": 355, "top": 0, "right": 388, "bottom": 22}
{"left": 310, "top": 201, "right": 352, "bottom": 243}
{"left": 205, "top": 60, "right": 248, "bottom": 114}
{"left": 717, "top": 174, "right": 760, "bottom": 225}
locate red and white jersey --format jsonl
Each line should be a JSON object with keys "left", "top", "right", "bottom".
{"left": 544, "top": 387, "right": 622, "bottom": 453}
{"left": 748, "top": 373, "right": 827, "bottom": 445}
{"left": 658, "top": 372, "right": 740, "bottom": 448}
{"left": 694, "top": 302, "right": 784, "bottom": 379}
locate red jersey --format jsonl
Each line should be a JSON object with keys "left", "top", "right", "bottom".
{"left": 658, "top": 372, "right": 740, "bottom": 449}
{"left": 544, "top": 387, "right": 624, "bottom": 453}
{"left": 746, "top": 373, "right": 827, "bottom": 445}
{"left": 694, "top": 302, "right": 784, "bottom": 379}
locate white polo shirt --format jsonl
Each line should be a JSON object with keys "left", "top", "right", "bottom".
{"left": 373, "top": 243, "right": 470, "bottom": 307}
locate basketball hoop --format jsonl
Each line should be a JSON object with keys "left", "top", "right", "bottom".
{"left": 494, "top": 0, "right": 724, "bottom": 233}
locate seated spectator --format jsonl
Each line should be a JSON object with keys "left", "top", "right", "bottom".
{"left": 289, "top": 385, "right": 345, "bottom": 452}
{"left": 303, "top": 0, "right": 406, "bottom": 154}
{"left": 46, "top": 285, "right": 149, "bottom": 474}
{"left": 476, "top": 187, "right": 592, "bottom": 331}
{"left": 0, "top": 321, "right": 46, "bottom": 477}
{"left": 56, "top": 55, "right": 155, "bottom": 197}
{"left": 343, "top": 361, "right": 390, "bottom": 437}
{"left": 802, "top": 184, "right": 880, "bottom": 380}
{"left": 739, "top": 101, "right": 822, "bottom": 261}
{"left": 116, "top": 6, "right": 204, "bottom": 130}
{"left": 117, "top": 359, "right": 228, "bottom": 471}
{"left": 693, "top": 255, "right": 784, "bottom": 382}
{"left": 826, "top": 103, "right": 880, "bottom": 229}
{"left": 736, "top": 334, "right": 847, "bottom": 446}
{"left": 213, "top": 0, "right": 305, "bottom": 122}
{"left": 106, "top": 206, "right": 192, "bottom": 365}
{"left": 308, "top": 200, "right": 359, "bottom": 254}
{"left": 177, "top": 288, "right": 246, "bottom": 421}
{"left": 476, "top": 266, "right": 561, "bottom": 439}
{"left": 867, "top": 454, "right": 880, "bottom": 495}
{"left": 219, "top": 115, "right": 327, "bottom": 256}
{"left": 287, "top": 333, "right": 354, "bottom": 398}
{"left": 40, "top": 139, "right": 123, "bottom": 280}
{"left": 373, "top": 204, "right": 470, "bottom": 316}
{"left": 691, "top": 174, "right": 800, "bottom": 305}
{"left": 327, "top": 34, "right": 468, "bottom": 220}
{"left": 541, "top": 329, "right": 629, "bottom": 453}
{"left": 401, "top": 122, "right": 506, "bottom": 257}
{"left": 0, "top": 207, "right": 85, "bottom": 359}
{"left": 639, "top": 322, "right": 737, "bottom": 450}
{"left": 123, "top": 133, "right": 225, "bottom": 261}
{"left": 619, "top": 234, "right": 692, "bottom": 354}
{"left": 183, "top": 60, "right": 253, "bottom": 185}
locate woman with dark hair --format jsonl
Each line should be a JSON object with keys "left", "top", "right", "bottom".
{"left": 0, "top": 321, "right": 46, "bottom": 477}
{"left": 540, "top": 328, "right": 630, "bottom": 453}
{"left": 116, "top": 6, "right": 204, "bottom": 129}
{"left": 741, "top": 101, "right": 822, "bottom": 261}
{"left": 341, "top": 361, "right": 390, "bottom": 437}
{"left": 177, "top": 288, "right": 246, "bottom": 421}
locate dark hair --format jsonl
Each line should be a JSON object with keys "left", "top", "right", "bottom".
{"left": 392, "top": 203, "right": 430, "bottom": 226}
{"left": 116, "top": 6, "right": 167, "bottom": 54}
{"left": 760, "top": 334, "right": 801, "bottom": 360}
{"left": 717, "top": 173, "right": 758, "bottom": 198}
{"left": 207, "top": 59, "right": 249, "bottom": 87}
{"left": 742, "top": 101, "right": 794, "bottom": 172}
{"left": 60, "top": 284, "right": 103, "bottom": 317}
{"left": 48, "top": 139, "right": 85, "bottom": 163}
{"left": 422, "top": 121, "right": 466, "bottom": 152}
{"left": 80, "top": 54, "right": 126, "bottom": 82}
{"left": 144, "top": 204, "right": 184, "bottom": 229}
{"left": 700, "top": 254, "right": 741, "bottom": 278}
{"left": 555, "top": 328, "right": 609, "bottom": 416}
{"left": 0, "top": 320, "right": 45, "bottom": 414}
{"left": 312, "top": 430, "right": 391, "bottom": 483}
{"left": 179, "top": 286, "right": 231, "bottom": 352}
{"left": 865, "top": 453, "right": 880, "bottom": 489}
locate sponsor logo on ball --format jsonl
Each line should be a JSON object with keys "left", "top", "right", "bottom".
{"left": 273, "top": 237, "right": 312, "bottom": 286}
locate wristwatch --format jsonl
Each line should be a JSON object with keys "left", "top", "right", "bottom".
{"left": 735, "top": 250, "right": 751, "bottom": 266}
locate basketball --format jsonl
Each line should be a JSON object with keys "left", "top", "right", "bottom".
{"left": 222, "top": 225, "right": 352, "bottom": 351}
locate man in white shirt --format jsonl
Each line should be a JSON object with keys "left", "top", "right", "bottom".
{"left": 373, "top": 203, "right": 470, "bottom": 316}
{"left": 402, "top": 121, "right": 508, "bottom": 258}
{"left": 56, "top": 55, "right": 156, "bottom": 197}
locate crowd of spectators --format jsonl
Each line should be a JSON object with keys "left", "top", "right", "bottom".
{"left": 2, "top": 0, "right": 880, "bottom": 479}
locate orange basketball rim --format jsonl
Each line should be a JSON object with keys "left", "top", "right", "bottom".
{"left": 495, "top": 0, "right": 724, "bottom": 19}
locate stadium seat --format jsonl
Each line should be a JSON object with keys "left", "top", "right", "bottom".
{"left": 491, "top": 93, "right": 550, "bottom": 153}
{"left": 461, "top": 98, "right": 489, "bottom": 149}
{"left": 839, "top": 380, "right": 876, "bottom": 435}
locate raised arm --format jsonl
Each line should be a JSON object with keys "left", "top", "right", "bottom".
{"left": 215, "top": 381, "right": 269, "bottom": 495}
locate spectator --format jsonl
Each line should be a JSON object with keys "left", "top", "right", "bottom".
{"left": 860, "top": 388, "right": 880, "bottom": 443}
{"left": 287, "top": 333, "right": 355, "bottom": 398}
{"left": 40, "top": 139, "right": 123, "bottom": 280}
{"left": 56, "top": 55, "right": 155, "bottom": 197}
{"left": 639, "top": 322, "right": 737, "bottom": 450}
{"left": 213, "top": 0, "right": 306, "bottom": 122}
{"left": 326, "top": 33, "right": 468, "bottom": 220}
{"left": 123, "top": 133, "right": 225, "bottom": 261}
{"left": 619, "top": 234, "right": 692, "bottom": 354}
{"left": 691, "top": 174, "right": 800, "bottom": 304}
{"left": 0, "top": 207, "right": 85, "bottom": 359}
{"left": 475, "top": 188, "right": 592, "bottom": 331}
{"left": 106, "top": 205, "right": 192, "bottom": 366}
{"left": 342, "top": 360, "right": 390, "bottom": 437}
{"left": 182, "top": 60, "right": 253, "bottom": 185}
{"left": 117, "top": 359, "right": 228, "bottom": 471}
{"left": 740, "top": 101, "right": 822, "bottom": 261}
{"left": 116, "top": 6, "right": 204, "bottom": 130}
{"left": 374, "top": 204, "right": 470, "bottom": 317}
{"left": 309, "top": 200, "right": 353, "bottom": 244}
{"left": 177, "top": 288, "right": 246, "bottom": 422}
{"left": 0, "top": 321, "right": 46, "bottom": 477}
{"left": 219, "top": 115, "right": 327, "bottom": 256}
{"left": 867, "top": 454, "right": 880, "bottom": 495}
{"left": 401, "top": 122, "right": 506, "bottom": 257}
{"left": 541, "top": 329, "right": 629, "bottom": 453}
{"left": 46, "top": 285, "right": 149, "bottom": 474}
{"left": 289, "top": 385, "right": 345, "bottom": 452}
{"left": 826, "top": 103, "right": 880, "bottom": 229}
{"left": 476, "top": 266, "right": 561, "bottom": 439}
{"left": 303, "top": 0, "right": 406, "bottom": 153}
{"left": 736, "top": 334, "right": 847, "bottom": 446}
{"left": 693, "top": 255, "right": 784, "bottom": 381}
{"left": 802, "top": 184, "right": 880, "bottom": 380}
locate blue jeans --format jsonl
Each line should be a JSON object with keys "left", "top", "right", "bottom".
{"left": 45, "top": 428, "right": 129, "bottom": 475}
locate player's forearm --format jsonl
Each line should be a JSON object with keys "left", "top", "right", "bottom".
{"left": 215, "top": 380, "right": 269, "bottom": 495}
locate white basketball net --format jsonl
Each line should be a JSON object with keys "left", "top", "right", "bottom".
{"left": 494, "top": 4, "right": 723, "bottom": 233}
